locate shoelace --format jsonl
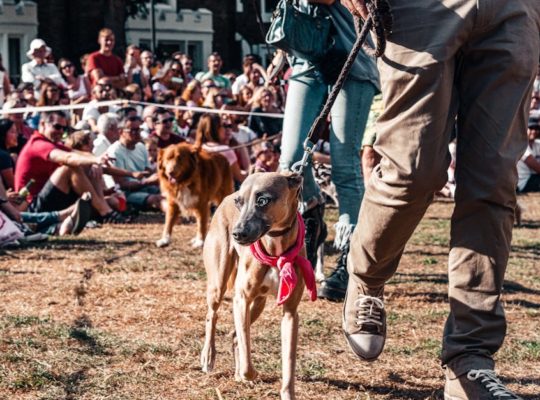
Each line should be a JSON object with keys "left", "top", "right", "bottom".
{"left": 467, "top": 370, "right": 522, "bottom": 399}
{"left": 354, "top": 294, "right": 384, "bottom": 328}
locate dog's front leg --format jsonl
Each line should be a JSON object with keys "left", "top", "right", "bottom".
{"left": 156, "top": 200, "right": 179, "bottom": 247}
{"left": 280, "top": 294, "right": 301, "bottom": 399}
{"left": 232, "top": 289, "right": 257, "bottom": 381}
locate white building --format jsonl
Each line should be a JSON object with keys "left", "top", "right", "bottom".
{"left": 0, "top": 0, "right": 38, "bottom": 84}
{"left": 125, "top": 0, "right": 212, "bottom": 72}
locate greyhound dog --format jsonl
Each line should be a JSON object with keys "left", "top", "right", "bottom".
{"left": 200, "top": 172, "right": 317, "bottom": 400}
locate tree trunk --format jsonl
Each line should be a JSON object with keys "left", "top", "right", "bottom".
{"left": 38, "top": 0, "right": 128, "bottom": 70}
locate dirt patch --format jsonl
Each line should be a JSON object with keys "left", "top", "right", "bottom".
{"left": 1, "top": 194, "right": 539, "bottom": 399}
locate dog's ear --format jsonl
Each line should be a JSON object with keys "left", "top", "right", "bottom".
{"left": 157, "top": 148, "right": 165, "bottom": 171}
{"left": 286, "top": 173, "right": 303, "bottom": 190}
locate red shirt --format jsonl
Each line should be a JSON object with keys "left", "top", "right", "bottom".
{"left": 86, "top": 51, "right": 124, "bottom": 86}
{"left": 150, "top": 132, "right": 185, "bottom": 149}
{"left": 14, "top": 132, "right": 71, "bottom": 199}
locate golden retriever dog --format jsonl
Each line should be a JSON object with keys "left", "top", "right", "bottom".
{"left": 156, "top": 142, "right": 234, "bottom": 248}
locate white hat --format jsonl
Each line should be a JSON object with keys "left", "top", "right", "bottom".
{"left": 26, "top": 38, "right": 52, "bottom": 58}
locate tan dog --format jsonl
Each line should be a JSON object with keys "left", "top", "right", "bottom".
{"left": 156, "top": 142, "right": 234, "bottom": 248}
{"left": 201, "top": 172, "right": 315, "bottom": 400}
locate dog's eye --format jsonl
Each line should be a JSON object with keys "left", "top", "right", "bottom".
{"left": 256, "top": 197, "right": 270, "bottom": 207}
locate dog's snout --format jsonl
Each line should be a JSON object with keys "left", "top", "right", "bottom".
{"left": 232, "top": 229, "right": 248, "bottom": 242}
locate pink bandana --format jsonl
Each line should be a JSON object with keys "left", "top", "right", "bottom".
{"left": 249, "top": 212, "right": 317, "bottom": 305}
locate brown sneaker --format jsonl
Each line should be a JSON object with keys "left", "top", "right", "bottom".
{"left": 342, "top": 282, "right": 385, "bottom": 361}
{"left": 444, "top": 369, "right": 523, "bottom": 400}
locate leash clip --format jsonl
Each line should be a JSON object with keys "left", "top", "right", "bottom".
{"left": 291, "top": 138, "right": 315, "bottom": 175}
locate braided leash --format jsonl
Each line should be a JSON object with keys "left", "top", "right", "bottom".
{"left": 291, "top": 0, "right": 393, "bottom": 175}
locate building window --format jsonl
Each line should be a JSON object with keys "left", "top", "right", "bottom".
{"left": 187, "top": 41, "right": 203, "bottom": 73}
{"left": 8, "top": 37, "right": 21, "bottom": 86}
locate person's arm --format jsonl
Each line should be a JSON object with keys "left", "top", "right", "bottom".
{"left": 3, "top": 74, "right": 11, "bottom": 96}
{"left": 230, "top": 162, "right": 248, "bottom": 183}
{"left": 0, "top": 168, "right": 15, "bottom": 190}
{"left": 102, "top": 164, "right": 149, "bottom": 179}
{"left": 524, "top": 154, "right": 540, "bottom": 174}
{"left": 49, "top": 148, "right": 102, "bottom": 167}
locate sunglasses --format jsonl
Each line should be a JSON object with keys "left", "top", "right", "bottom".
{"left": 51, "top": 123, "right": 68, "bottom": 131}
{"left": 61, "top": 64, "right": 73, "bottom": 69}
{"left": 156, "top": 117, "right": 174, "bottom": 124}
{"left": 47, "top": 88, "right": 59, "bottom": 93}
{"left": 203, "top": 84, "right": 216, "bottom": 89}
{"left": 97, "top": 84, "right": 112, "bottom": 92}
{"left": 128, "top": 115, "right": 142, "bottom": 122}
{"left": 223, "top": 124, "right": 233, "bottom": 129}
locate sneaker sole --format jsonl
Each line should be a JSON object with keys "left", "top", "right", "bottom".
{"left": 443, "top": 394, "right": 463, "bottom": 400}
{"left": 342, "top": 329, "right": 384, "bottom": 362}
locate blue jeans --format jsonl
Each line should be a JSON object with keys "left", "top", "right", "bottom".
{"left": 280, "top": 62, "right": 375, "bottom": 247}
{"left": 20, "top": 211, "right": 60, "bottom": 234}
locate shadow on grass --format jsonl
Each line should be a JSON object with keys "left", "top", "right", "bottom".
{"left": 391, "top": 273, "right": 448, "bottom": 285}
{"left": 69, "top": 314, "right": 111, "bottom": 356}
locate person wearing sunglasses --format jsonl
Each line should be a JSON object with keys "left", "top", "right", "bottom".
{"left": 151, "top": 109, "right": 184, "bottom": 149}
{"left": 58, "top": 57, "right": 91, "bottom": 107}
{"left": 82, "top": 79, "right": 120, "bottom": 133}
{"left": 14, "top": 110, "right": 125, "bottom": 224}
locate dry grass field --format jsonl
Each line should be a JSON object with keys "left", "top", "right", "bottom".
{"left": 1, "top": 194, "right": 539, "bottom": 400}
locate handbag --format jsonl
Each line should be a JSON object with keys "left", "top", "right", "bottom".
{"left": 265, "top": 0, "right": 334, "bottom": 62}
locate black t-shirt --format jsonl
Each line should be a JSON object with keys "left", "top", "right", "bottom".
{"left": 0, "top": 149, "right": 14, "bottom": 171}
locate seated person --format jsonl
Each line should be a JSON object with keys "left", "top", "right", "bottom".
{"left": 151, "top": 108, "right": 184, "bottom": 149}
{"left": 107, "top": 116, "right": 163, "bottom": 211}
{"left": 82, "top": 80, "right": 119, "bottom": 132}
{"left": 250, "top": 141, "right": 278, "bottom": 173}
{"left": 517, "top": 116, "right": 540, "bottom": 192}
{"left": 248, "top": 87, "right": 283, "bottom": 138}
{"left": 1, "top": 169, "right": 92, "bottom": 236}
{"left": 14, "top": 110, "right": 124, "bottom": 223}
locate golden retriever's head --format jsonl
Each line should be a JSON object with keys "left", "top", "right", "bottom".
{"left": 158, "top": 143, "right": 198, "bottom": 185}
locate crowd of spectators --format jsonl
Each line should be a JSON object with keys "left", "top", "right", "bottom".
{"left": 0, "top": 29, "right": 285, "bottom": 244}
{"left": 0, "top": 28, "right": 538, "bottom": 245}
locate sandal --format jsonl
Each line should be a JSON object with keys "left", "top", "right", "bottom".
{"left": 71, "top": 193, "right": 93, "bottom": 235}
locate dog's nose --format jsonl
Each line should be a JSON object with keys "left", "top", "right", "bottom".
{"left": 232, "top": 229, "right": 248, "bottom": 242}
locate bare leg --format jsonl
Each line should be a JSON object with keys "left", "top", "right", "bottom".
{"left": 49, "top": 166, "right": 111, "bottom": 216}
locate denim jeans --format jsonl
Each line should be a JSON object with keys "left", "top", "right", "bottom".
{"left": 280, "top": 61, "right": 375, "bottom": 247}
{"left": 20, "top": 211, "right": 60, "bottom": 234}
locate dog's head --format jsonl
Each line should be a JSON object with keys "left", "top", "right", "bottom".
{"left": 158, "top": 143, "right": 198, "bottom": 185}
{"left": 231, "top": 171, "right": 303, "bottom": 245}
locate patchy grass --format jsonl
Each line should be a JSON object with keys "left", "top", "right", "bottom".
{"left": 0, "top": 194, "right": 539, "bottom": 399}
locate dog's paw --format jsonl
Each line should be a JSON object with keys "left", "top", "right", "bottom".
{"left": 235, "top": 367, "right": 258, "bottom": 382}
{"left": 156, "top": 237, "right": 171, "bottom": 248}
{"left": 190, "top": 238, "right": 204, "bottom": 248}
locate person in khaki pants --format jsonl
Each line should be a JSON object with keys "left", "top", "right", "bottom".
{"left": 340, "top": 0, "right": 540, "bottom": 398}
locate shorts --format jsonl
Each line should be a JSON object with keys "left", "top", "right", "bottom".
{"left": 28, "top": 180, "right": 79, "bottom": 213}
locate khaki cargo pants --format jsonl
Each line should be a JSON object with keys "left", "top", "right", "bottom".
{"left": 348, "top": 0, "right": 540, "bottom": 378}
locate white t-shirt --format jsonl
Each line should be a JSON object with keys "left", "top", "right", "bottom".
{"left": 232, "top": 125, "right": 257, "bottom": 144}
{"left": 517, "top": 139, "right": 540, "bottom": 191}
{"left": 93, "top": 134, "right": 112, "bottom": 157}
{"left": 107, "top": 141, "right": 149, "bottom": 180}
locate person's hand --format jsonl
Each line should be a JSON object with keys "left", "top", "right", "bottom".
{"left": 341, "top": 0, "right": 368, "bottom": 19}
{"left": 6, "top": 189, "right": 24, "bottom": 205}
{"left": 131, "top": 171, "right": 150, "bottom": 180}
{"left": 98, "top": 153, "right": 114, "bottom": 167}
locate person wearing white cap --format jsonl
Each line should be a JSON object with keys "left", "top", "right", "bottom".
{"left": 21, "top": 39, "right": 67, "bottom": 93}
